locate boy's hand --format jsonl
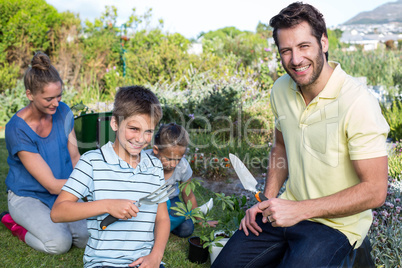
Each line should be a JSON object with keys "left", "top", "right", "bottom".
{"left": 129, "top": 253, "right": 162, "bottom": 268}
{"left": 107, "top": 199, "right": 139, "bottom": 219}
{"left": 207, "top": 220, "right": 219, "bottom": 227}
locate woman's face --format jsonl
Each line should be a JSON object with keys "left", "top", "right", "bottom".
{"left": 27, "top": 81, "right": 62, "bottom": 115}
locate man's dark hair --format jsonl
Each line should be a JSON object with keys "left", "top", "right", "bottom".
{"left": 269, "top": 2, "right": 329, "bottom": 61}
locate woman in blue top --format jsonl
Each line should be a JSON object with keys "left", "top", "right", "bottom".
{"left": 0, "top": 52, "right": 88, "bottom": 254}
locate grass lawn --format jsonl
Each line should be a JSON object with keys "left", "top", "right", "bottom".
{"left": 0, "top": 137, "right": 214, "bottom": 267}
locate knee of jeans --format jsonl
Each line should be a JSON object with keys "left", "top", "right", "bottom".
{"left": 44, "top": 234, "right": 73, "bottom": 254}
{"left": 173, "top": 219, "right": 194, "bottom": 237}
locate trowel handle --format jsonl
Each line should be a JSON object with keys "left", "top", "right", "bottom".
{"left": 255, "top": 191, "right": 268, "bottom": 202}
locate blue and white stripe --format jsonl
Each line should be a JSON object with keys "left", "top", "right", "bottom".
{"left": 63, "top": 142, "right": 167, "bottom": 268}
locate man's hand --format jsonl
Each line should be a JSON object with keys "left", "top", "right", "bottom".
{"left": 239, "top": 203, "right": 264, "bottom": 236}
{"left": 260, "top": 198, "right": 304, "bottom": 227}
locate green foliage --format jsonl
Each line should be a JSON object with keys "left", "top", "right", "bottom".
{"left": 330, "top": 49, "right": 401, "bottom": 88}
{"left": 0, "top": 0, "right": 75, "bottom": 64}
{"left": 0, "top": 80, "right": 27, "bottom": 125}
{"left": 81, "top": 6, "right": 122, "bottom": 89}
{"left": 216, "top": 194, "right": 248, "bottom": 237}
{"left": 201, "top": 27, "right": 244, "bottom": 40}
{"left": 255, "top": 21, "right": 272, "bottom": 39}
{"left": 179, "top": 178, "right": 202, "bottom": 197}
{"left": 202, "top": 31, "right": 267, "bottom": 67}
{"left": 368, "top": 176, "right": 402, "bottom": 266}
{"left": 327, "top": 29, "right": 343, "bottom": 50}
{"left": 382, "top": 100, "right": 402, "bottom": 141}
{"left": 125, "top": 29, "right": 191, "bottom": 86}
{"left": 0, "top": 61, "right": 19, "bottom": 93}
{"left": 388, "top": 154, "right": 402, "bottom": 179}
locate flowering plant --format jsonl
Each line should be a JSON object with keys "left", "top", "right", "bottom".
{"left": 368, "top": 176, "right": 402, "bottom": 266}
{"left": 187, "top": 153, "right": 231, "bottom": 180}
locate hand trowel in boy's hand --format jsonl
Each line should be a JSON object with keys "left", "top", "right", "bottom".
{"left": 229, "top": 153, "right": 268, "bottom": 202}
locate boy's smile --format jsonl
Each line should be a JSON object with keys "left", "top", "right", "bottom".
{"left": 111, "top": 114, "right": 155, "bottom": 167}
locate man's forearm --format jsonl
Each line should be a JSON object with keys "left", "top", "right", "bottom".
{"left": 300, "top": 156, "right": 388, "bottom": 220}
{"left": 264, "top": 141, "right": 288, "bottom": 199}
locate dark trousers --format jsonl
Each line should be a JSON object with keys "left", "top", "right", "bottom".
{"left": 212, "top": 214, "right": 353, "bottom": 268}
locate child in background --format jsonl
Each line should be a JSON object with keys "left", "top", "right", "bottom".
{"left": 51, "top": 86, "right": 170, "bottom": 268}
{"left": 148, "top": 123, "right": 218, "bottom": 238}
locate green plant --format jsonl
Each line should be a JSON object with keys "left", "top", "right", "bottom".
{"left": 382, "top": 100, "right": 402, "bottom": 141}
{"left": 330, "top": 49, "right": 401, "bottom": 88}
{"left": 187, "top": 153, "right": 231, "bottom": 181}
{"left": 172, "top": 182, "right": 241, "bottom": 253}
{"left": 368, "top": 176, "right": 402, "bottom": 266}
{"left": 388, "top": 147, "right": 402, "bottom": 179}
{"left": 0, "top": 61, "right": 19, "bottom": 93}
{"left": 0, "top": 80, "right": 27, "bottom": 126}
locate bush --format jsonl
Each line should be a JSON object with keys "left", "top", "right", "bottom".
{"left": 0, "top": 61, "right": 19, "bottom": 93}
{"left": 369, "top": 176, "right": 402, "bottom": 266}
{"left": 382, "top": 100, "right": 402, "bottom": 141}
{"left": 330, "top": 49, "right": 401, "bottom": 88}
{"left": 0, "top": 80, "right": 27, "bottom": 126}
{"left": 0, "top": 0, "right": 76, "bottom": 66}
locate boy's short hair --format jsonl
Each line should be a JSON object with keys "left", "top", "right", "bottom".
{"left": 154, "top": 123, "right": 189, "bottom": 151}
{"left": 270, "top": 1, "right": 329, "bottom": 61}
{"left": 112, "top": 85, "right": 163, "bottom": 125}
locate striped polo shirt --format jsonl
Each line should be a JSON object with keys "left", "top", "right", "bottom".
{"left": 62, "top": 141, "right": 167, "bottom": 267}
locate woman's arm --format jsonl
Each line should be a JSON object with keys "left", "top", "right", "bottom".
{"left": 67, "top": 129, "right": 81, "bottom": 168}
{"left": 18, "top": 151, "right": 67, "bottom": 195}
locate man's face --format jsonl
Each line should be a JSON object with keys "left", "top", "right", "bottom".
{"left": 277, "top": 21, "right": 326, "bottom": 90}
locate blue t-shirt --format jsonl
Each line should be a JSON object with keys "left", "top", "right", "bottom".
{"left": 5, "top": 102, "right": 74, "bottom": 208}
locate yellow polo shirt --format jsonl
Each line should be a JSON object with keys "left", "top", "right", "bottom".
{"left": 270, "top": 62, "right": 389, "bottom": 247}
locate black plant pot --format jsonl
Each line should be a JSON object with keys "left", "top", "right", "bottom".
{"left": 188, "top": 236, "right": 209, "bottom": 264}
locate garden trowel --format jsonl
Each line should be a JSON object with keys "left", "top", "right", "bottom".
{"left": 229, "top": 153, "right": 268, "bottom": 202}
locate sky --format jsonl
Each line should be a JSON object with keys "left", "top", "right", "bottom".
{"left": 46, "top": 0, "right": 395, "bottom": 39}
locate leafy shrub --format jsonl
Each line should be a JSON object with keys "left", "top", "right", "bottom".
{"left": 369, "top": 176, "right": 402, "bottom": 266}
{"left": 0, "top": 0, "right": 77, "bottom": 66}
{"left": 330, "top": 49, "right": 401, "bottom": 88}
{"left": 201, "top": 27, "right": 268, "bottom": 68}
{"left": 382, "top": 100, "right": 402, "bottom": 141}
{"left": 0, "top": 80, "right": 27, "bottom": 126}
{"left": 0, "top": 61, "right": 19, "bottom": 93}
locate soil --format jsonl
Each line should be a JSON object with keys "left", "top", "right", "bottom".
{"left": 195, "top": 168, "right": 266, "bottom": 199}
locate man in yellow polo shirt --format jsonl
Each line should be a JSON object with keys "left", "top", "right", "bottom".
{"left": 212, "top": 2, "right": 389, "bottom": 268}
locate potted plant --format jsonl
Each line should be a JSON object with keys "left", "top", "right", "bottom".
{"left": 171, "top": 200, "right": 217, "bottom": 264}
{"left": 171, "top": 187, "right": 245, "bottom": 264}
{"left": 209, "top": 193, "right": 248, "bottom": 264}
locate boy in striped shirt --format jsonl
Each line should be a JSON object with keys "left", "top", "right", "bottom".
{"left": 51, "top": 86, "right": 170, "bottom": 268}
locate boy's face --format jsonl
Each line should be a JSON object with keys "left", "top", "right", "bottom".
{"left": 111, "top": 114, "right": 155, "bottom": 164}
{"left": 153, "top": 145, "right": 186, "bottom": 171}
{"left": 277, "top": 21, "right": 327, "bottom": 91}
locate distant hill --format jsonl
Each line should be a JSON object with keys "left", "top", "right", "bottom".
{"left": 343, "top": 0, "right": 402, "bottom": 25}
